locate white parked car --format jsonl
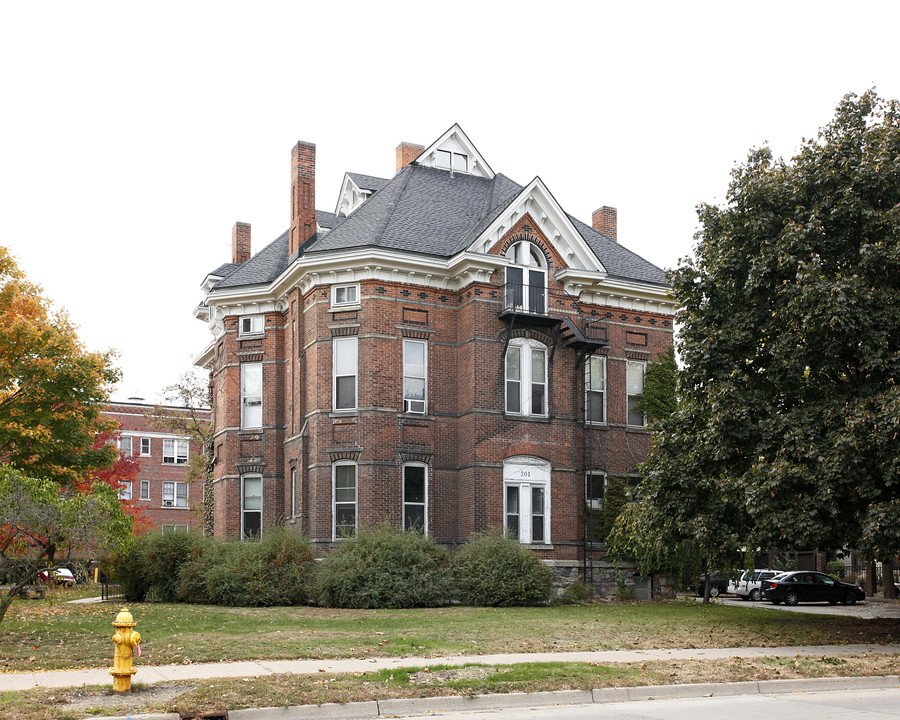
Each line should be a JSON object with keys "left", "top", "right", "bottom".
{"left": 728, "top": 569, "right": 784, "bottom": 601}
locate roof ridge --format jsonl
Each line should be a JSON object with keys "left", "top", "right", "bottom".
{"left": 369, "top": 164, "right": 415, "bottom": 245}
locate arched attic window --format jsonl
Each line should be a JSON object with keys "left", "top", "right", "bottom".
{"left": 505, "top": 241, "right": 547, "bottom": 314}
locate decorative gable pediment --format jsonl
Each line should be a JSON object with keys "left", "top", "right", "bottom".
{"left": 414, "top": 123, "right": 494, "bottom": 179}
{"left": 470, "top": 177, "right": 606, "bottom": 274}
{"left": 335, "top": 173, "right": 369, "bottom": 218}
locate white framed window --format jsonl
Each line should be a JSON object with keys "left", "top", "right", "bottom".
{"left": 140, "top": 437, "right": 151, "bottom": 456}
{"left": 161, "top": 524, "right": 189, "bottom": 535}
{"left": 140, "top": 480, "right": 150, "bottom": 500}
{"left": 333, "top": 337, "right": 358, "bottom": 411}
{"left": 436, "top": 149, "right": 467, "bottom": 171}
{"left": 118, "top": 481, "right": 132, "bottom": 501}
{"left": 241, "top": 475, "right": 262, "bottom": 539}
{"left": 163, "top": 438, "right": 189, "bottom": 464}
{"left": 290, "top": 467, "right": 297, "bottom": 519}
{"left": 626, "top": 360, "right": 646, "bottom": 427}
{"left": 505, "top": 339, "right": 547, "bottom": 416}
{"left": 119, "top": 436, "right": 132, "bottom": 456}
{"left": 585, "top": 355, "right": 606, "bottom": 424}
{"left": 162, "top": 481, "right": 189, "bottom": 508}
{"left": 503, "top": 456, "right": 550, "bottom": 544}
{"left": 402, "top": 339, "right": 427, "bottom": 414}
{"left": 402, "top": 464, "right": 427, "bottom": 532}
{"left": 239, "top": 315, "right": 264, "bottom": 335}
{"left": 333, "top": 462, "right": 357, "bottom": 539}
{"left": 241, "top": 362, "right": 263, "bottom": 428}
{"left": 504, "top": 241, "right": 546, "bottom": 314}
{"left": 331, "top": 284, "right": 359, "bottom": 308}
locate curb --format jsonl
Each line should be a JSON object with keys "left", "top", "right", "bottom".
{"left": 102, "top": 674, "right": 900, "bottom": 720}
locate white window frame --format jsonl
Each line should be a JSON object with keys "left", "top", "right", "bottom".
{"left": 331, "top": 283, "right": 360, "bottom": 308}
{"left": 402, "top": 463, "right": 428, "bottom": 533}
{"left": 118, "top": 481, "right": 132, "bottom": 501}
{"left": 333, "top": 462, "right": 357, "bottom": 540}
{"left": 402, "top": 339, "right": 427, "bottom": 414}
{"left": 140, "top": 437, "right": 151, "bottom": 456}
{"left": 626, "top": 360, "right": 646, "bottom": 427}
{"left": 504, "top": 241, "right": 547, "bottom": 314}
{"left": 241, "top": 362, "right": 263, "bottom": 428}
{"left": 290, "top": 467, "right": 297, "bottom": 519}
{"left": 332, "top": 337, "right": 358, "bottom": 411}
{"left": 161, "top": 524, "right": 189, "bottom": 535}
{"left": 241, "top": 475, "right": 262, "bottom": 540}
{"left": 163, "top": 438, "right": 189, "bottom": 465}
{"left": 239, "top": 314, "right": 264, "bottom": 335}
{"left": 435, "top": 149, "right": 468, "bottom": 171}
{"left": 162, "top": 481, "right": 189, "bottom": 508}
{"left": 140, "top": 480, "right": 150, "bottom": 500}
{"left": 505, "top": 339, "right": 548, "bottom": 417}
{"left": 585, "top": 355, "right": 607, "bottom": 424}
{"left": 503, "top": 456, "right": 551, "bottom": 545}
{"left": 119, "top": 436, "right": 132, "bottom": 456}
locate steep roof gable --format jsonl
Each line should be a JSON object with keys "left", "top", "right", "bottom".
{"left": 413, "top": 124, "right": 494, "bottom": 179}
{"left": 468, "top": 177, "right": 606, "bottom": 273}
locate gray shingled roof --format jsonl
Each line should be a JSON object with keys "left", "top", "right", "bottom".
{"left": 316, "top": 210, "right": 342, "bottom": 231}
{"left": 347, "top": 172, "right": 389, "bottom": 193}
{"left": 207, "top": 163, "right": 666, "bottom": 291}
{"left": 214, "top": 231, "right": 289, "bottom": 289}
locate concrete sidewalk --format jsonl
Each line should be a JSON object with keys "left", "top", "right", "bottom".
{"left": 3, "top": 643, "right": 899, "bottom": 692}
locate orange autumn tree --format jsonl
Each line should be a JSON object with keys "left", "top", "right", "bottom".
{"left": 0, "top": 245, "right": 119, "bottom": 485}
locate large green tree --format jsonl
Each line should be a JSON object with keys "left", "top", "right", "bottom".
{"left": 625, "top": 91, "right": 900, "bottom": 580}
{"left": 0, "top": 465, "right": 134, "bottom": 622}
{"left": 0, "top": 246, "right": 120, "bottom": 485}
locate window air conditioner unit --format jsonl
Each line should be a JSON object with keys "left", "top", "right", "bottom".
{"left": 163, "top": 500, "right": 174, "bottom": 507}
{"left": 404, "top": 400, "right": 426, "bottom": 414}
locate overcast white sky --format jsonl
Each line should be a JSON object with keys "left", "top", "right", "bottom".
{"left": 2, "top": 2, "right": 898, "bottom": 402}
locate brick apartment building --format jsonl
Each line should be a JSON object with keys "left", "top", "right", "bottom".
{"left": 194, "top": 124, "right": 674, "bottom": 588}
{"left": 102, "top": 400, "right": 210, "bottom": 533}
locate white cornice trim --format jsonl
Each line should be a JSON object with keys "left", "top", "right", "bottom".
{"left": 194, "top": 340, "right": 216, "bottom": 368}
{"left": 469, "top": 177, "right": 607, "bottom": 275}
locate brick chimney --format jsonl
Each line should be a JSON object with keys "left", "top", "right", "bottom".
{"left": 290, "top": 141, "right": 316, "bottom": 258}
{"left": 592, "top": 206, "right": 617, "bottom": 242}
{"left": 396, "top": 142, "right": 424, "bottom": 172}
{"left": 231, "top": 222, "right": 251, "bottom": 264}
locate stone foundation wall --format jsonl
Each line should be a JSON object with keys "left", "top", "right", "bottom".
{"left": 547, "top": 560, "right": 675, "bottom": 601}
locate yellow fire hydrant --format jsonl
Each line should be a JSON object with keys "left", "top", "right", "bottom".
{"left": 109, "top": 607, "right": 141, "bottom": 693}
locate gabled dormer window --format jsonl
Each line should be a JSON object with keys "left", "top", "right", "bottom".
{"left": 436, "top": 149, "right": 467, "bottom": 172}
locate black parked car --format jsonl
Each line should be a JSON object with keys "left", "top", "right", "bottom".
{"left": 760, "top": 571, "right": 865, "bottom": 606}
{"left": 693, "top": 572, "right": 730, "bottom": 598}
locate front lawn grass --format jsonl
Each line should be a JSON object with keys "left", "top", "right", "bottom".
{"left": 1, "top": 588, "right": 898, "bottom": 672}
{"left": 2, "top": 654, "right": 899, "bottom": 720}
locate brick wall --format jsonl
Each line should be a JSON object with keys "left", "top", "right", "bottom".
{"left": 208, "top": 223, "right": 674, "bottom": 564}
{"left": 103, "top": 402, "right": 210, "bottom": 533}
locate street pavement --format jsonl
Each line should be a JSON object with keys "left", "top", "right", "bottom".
{"left": 708, "top": 595, "right": 900, "bottom": 619}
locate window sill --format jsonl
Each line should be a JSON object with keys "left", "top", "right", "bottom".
{"left": 238, "top": 331, "right": 266, "bottom": 340}
{"left": 330, "top": 410, "right": 359, "bottom": 418}
{"left": 503, "top": 414, "right": 550, "bottom": 423}
{"left": 330, "top": 304, "right": 361, "bottom": 313}
{"left": 524, "top": 543, "right": 554, "bottom": 550}
{"left": 161, "top": 506, "right": 190, "bottom": 510}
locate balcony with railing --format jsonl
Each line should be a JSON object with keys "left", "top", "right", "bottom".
{"left": 499, "top": 282, "right": 607, "bottom": 350}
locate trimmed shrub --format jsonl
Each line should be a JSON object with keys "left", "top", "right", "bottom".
{"left": 557, "top": 580, "right": 593, "bottom": 605}
{"left": 108, "top": 531, "right": 207, "bottom": 602}
{"left": 316, "top": 523, "right": 451, "bottom": 608}
{"left": 178, "top": 529, "right": 315, "bottom": 607}
{"left": 452, "top": 531, "right": 552, "bottom": 607}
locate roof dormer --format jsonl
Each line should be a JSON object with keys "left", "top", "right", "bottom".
{"left": 414, "top": 124, "right": 494, "bottom": 179}
{"left": 335, "top": 172, "right": 390, "bottom": 218}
